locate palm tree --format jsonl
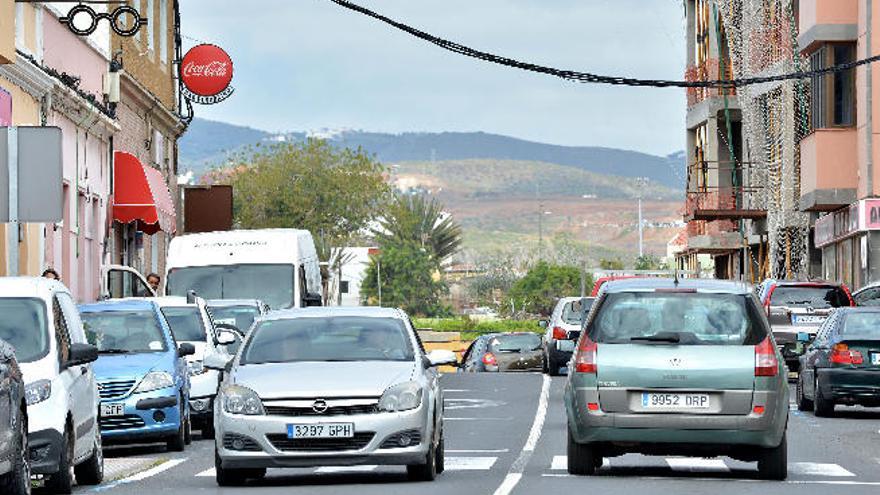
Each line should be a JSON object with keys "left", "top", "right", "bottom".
{"left": 374, "top": 194, "right": 463, "bottom": 264}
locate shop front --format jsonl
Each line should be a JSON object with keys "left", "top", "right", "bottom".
{"left": 814, "top": 199, "right": 880, "bottom": 290}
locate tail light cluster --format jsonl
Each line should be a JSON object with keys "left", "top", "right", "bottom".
{"left": 552, "top": 326, "right": 567, "bottom": 340}
{"left": 481, "top": 353, "right": 497, "bottom": 367}
{"left": 574, "top": 337, "right": 597, "bottom": 373}
{"left": 754, "top": 337, "right": 778, "bottom": 377}
{"left": 830, "top": 343, "right": 863, "bottom": 365}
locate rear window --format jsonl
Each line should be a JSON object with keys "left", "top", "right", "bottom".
{"left": 589, "top": 292, "right": 767, "bottom": 345}
{"left": 161, "top": 307, "right": 207, "bottom": 342}
{"left": 489, "top": 334, "right": 542, "bottom": 352}
{"left": 770, "top": 286, "right": 849, "bottom": 309}
{"left": 841, "top": 312, "right": 880, "bottom": 338}
{"left": 561, "top": 300, "right": 589, "bottom": 325}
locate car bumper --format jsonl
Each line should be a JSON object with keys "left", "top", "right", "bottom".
{"left": 189, "top": 396, "right": 214, "bottom": 426}
{"left": 216, "top": 402, "right": 432, "bottom": 469}
{"left": 818, "top": 368, "right": 880, "bottom": 406}
{"left": 99, "top": 386, "right": 181, "bottom": 442}
{"left": 547, "top": 340, "right": 574, "bottom": 366}
{"left": 28, "top": 428, "right": 63, "bottom": 475}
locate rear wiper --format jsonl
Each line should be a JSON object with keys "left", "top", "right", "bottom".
{"left": 630, "top": 332, "right": 681, "bottom": 343}
{"left": 98, "top": 349, "right": 130, "bottom": 354}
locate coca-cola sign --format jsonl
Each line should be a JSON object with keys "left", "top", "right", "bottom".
{"left": 180, "top": 44, "right": 234, "bottom": 105}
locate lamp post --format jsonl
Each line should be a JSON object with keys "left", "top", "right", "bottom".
{"left": 635, "top": 177, "right": 649, "bottom": 258}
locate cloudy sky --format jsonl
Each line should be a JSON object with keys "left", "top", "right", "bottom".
{"left": 181, "top": 0, "right": 687, "bottom": 156}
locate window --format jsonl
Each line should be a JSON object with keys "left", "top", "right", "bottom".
{"left": 340, "top": 280, "right": 350, "bottom": 294}
{"left": 694, "top": 0, "right": 711, "bottom": 68}
{"left": 810, "top": 43, "right": 856, "bottom": 129}
{"left": 52, "top": 297, "right": 71, "bottom": 365}
{"left": 160, "top": 0, "right": 169, "bottom": 65}
{"left": 146, "top": 0, "right": 155, "bottom": 52}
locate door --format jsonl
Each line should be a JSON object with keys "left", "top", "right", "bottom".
{"left": 104, "top": 266, "right": 156, "bottom": 299}
{"left": 52, "top": 294, "right": 94, "bottom": 459}
{"left": 802, "top": 313, "right": 835, "bottom": 399}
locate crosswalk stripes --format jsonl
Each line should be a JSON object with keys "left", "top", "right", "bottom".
{"left": 194, "top": 457, "right": 500, "bottom": 477}
{"left": 196, "top": 468, "right": 214, "bottom": 477}
{"left": 315, "top": 465, "right": 378, "bottom": 474}
{"left": 789, "top": 463, "right": 855, "bottom": 477}
{"left": 548, "top": 456, "right": 857, "bottom": 477}
{"left": 665, "top": 458, "right": 729, "bottom": 472}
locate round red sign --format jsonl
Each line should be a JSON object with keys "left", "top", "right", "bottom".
{"left": 180, "top": 44, "right": 234, "bottom": 97}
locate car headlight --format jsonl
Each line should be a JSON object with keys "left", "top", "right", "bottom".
{"left": 25, "top": 380, "right": 52, "bottom": 406}
{"left": 188, "top": 360, "right": 206, "bottom": 376}
{"left": 221, "top": 385, "right": 264, "bottom": 415}
{"left": 134, "top": 372, "right": 174, "bottom": 394}
{"left": 378, "top": 381, "right": 422, "bottom": 412}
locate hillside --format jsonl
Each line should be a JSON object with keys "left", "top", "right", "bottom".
{"left": 179, "top": 118, "right": 686, "bottom": 188}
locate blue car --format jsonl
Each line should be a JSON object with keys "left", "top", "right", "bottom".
{"left": 79, "top": 300, "right": 194, "bottom": 451}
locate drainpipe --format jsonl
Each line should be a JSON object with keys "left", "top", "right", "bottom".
{"left": 868, "top": 0, "right": 874, "bottom": 197}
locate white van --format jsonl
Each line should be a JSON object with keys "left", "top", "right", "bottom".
{"left": 0, "top": 278, "right": 103, "bottom": 494}
{"left": 164, "top": 229, "right": 323, "bottom": 309}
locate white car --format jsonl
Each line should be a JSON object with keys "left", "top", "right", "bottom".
{"left": 0, "top": 278, "right": 103, "bottom": 494}
{"left": 150, "top": 296, "right": 235, "bottom": 438}
{"left": 207, "top": 307, "right": 457, "bottom": 485}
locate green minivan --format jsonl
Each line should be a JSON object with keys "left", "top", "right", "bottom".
{"left": 564, "top": 278, "right": 789, "bottom": 480}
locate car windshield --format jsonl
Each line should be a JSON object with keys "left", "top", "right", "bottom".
{"left": 241, "top": 316, "right": 415, "bottom": 364}
{"left": 489, "top": 334, "right": 542, "bottom": 353}
{"left": 770, "top": 286, "right": 849, "bottom": 308}
{"left": 841, "top": 312, "right": 880, "bottom": 338}
{"left": 82, "top": 310, "right": 168, "bottom": 353}
{"left": 562, "top": 299, "right": 590, "bottom": 325}
{"left": 166, "top": 264, "right": 295, "bottom": 309}
{"left": 208, "top": 305, "right": 260, "bottom": 333}
{"left": 161, "top": 307, "right": 207, "bottom": 342}
{"left": 0, "top": 298, "right": 48, "bottom": 363}
{"left": 589, "top": 292, "right": 767, "bottom": 345}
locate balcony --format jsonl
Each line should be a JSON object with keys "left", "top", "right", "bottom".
{"left": 685, "top": 59, "right": 735, "bottom": 108}
{"left": 685, "top": 188, "right": 766, "bottom": 222}
{"left": 799, "top": 129, "right": 858, "bottom": 212}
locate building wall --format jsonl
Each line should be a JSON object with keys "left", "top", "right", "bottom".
{"left": 113, "top": 0, "right": 176, "bottom": 109}
{"left": 0, "top": 0, "right": 14, "bottom": 64}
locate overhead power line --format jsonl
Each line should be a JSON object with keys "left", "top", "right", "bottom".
{"left": 326, "top": 0, "right": 880, "bottom": 89}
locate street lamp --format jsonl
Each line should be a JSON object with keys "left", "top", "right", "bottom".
{"left": 635, "top": 177, "right": 649, "bottom": 258}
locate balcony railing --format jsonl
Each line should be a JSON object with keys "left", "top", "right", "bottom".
{"left": 685, "top": 58, "right": 736, "bottom": 108}
{"left": 685, "top": 187, "right": 766, "bottom": 221}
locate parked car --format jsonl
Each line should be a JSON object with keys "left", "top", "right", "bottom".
{"left": 0, "top": 338, "right": 29, "bottom": 495}
{"left": 851, "top": 281, "right": 880, "bottom": 306}
{"left": 207, "top": 299, "right": 270, "bottom": 335}
{"left": 796, "top": 307, "right": 880, "bottom": 416}
{"left": 150, "top": 296, "right": 236, "bottom": 439}
{"left": 759, "top": 280, "right": 854, "bottom": 374}
{"left": 542, "top": 297, "right": 594, "bottom": 375}
{"left": 208, "top": 307, "right": 456, "bottom": 485}
{"left": 0, "top": 278, "right": 103, "bottom": 494}
{"left": 79, "top": 300, "right": 194, "bottom": 451}
{"left": 460, "top": 333, "right": 544, "bottom": 373}
{"left": 590, "top": 275, "right": 639, "bottom": 297}
{"left": 565, "top": 278, "right": 789, "bottom": 480}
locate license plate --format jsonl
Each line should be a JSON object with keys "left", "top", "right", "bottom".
{"left": 792, "top": 315, "right": 825, "bottom": 324}
{"left": 286, "top": 423, "right": 354, "bottom": 439}
{"left": 101, "top": 403, "right": 125, "bottom": 417}
{"left": 872, "top": 353, "right": 880, "bottom": 366}
{"left": 641, "top": 392, "right": 710, "bottom": 410}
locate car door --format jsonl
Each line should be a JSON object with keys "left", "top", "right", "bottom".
{"left": 0, "top": 349, "right": 12, "bottom": 464}
{"left": 52, "top": 293, "right": 94, "bottom": 458}
{"left": 803, "top": 313, "right": 835, "bottom": 398}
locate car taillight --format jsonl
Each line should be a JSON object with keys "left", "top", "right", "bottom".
{"left": 552, "top": 326, "right": 567, "bottom": 340}
{"left": 482, "top": 353, "right": 497, "bottom": 366}
{"left": 830, "top": 343, "right": 863, "bottom": 365}
{"left": 574, "top": 337, "right": 597, "bottom": 373}
{"left": 755, "top": 336, "right": 778, "bottom": 377}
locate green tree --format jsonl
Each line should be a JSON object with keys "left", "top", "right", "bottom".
{"left": 634, "top": 255, "right": 661, "bottom": 270}
{"left": 360, "top": 240, "right": 450, "bottom": 317}
{"left": 374, "top": 194, "right": 463, "bottom": 265}
{"left": 507, "top": 261, "right": 588, "bottom": 316}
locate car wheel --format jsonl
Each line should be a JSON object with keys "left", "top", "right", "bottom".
{"left": 407, "top": 433, "right": 438, "bottom": 481}
{"left": 74, "top": 426, "right": 104, "bottom": 485}
{"left": 167, "top": 404, "right": 186, "bottom": 452}
{"left": 757, "top": 431, "right": 787, "bottom": 480}
{"left": 183, "top": 407, "right": 193, "bottom": 446}
{"left": 795, "top": 374, "right": 813, "bottom": 412}
{"left": 435, "top": 428, "right": 445, "bottom": 475}
{"left": 567, "top": 427, "right": 596, "bottom": 476}
{"left": 542, "top": 352, "right": 550, "bottom": 374}
{"left": 214, "top": 449, "right": 257, "bottom": 486}
{"left": 0, "top": 408, "right": 31, "bottom": 495}
{"left": 45, "top": 424, "right": 74, "bottom": 494}
{"left": 813, "top": 376, "right": 834, "bottom": 417}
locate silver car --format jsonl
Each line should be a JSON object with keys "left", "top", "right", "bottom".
{"left": 206, "top": 307, "right": 457, "bottom": 485}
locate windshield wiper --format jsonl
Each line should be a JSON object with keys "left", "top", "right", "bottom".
{"left": 98, "top": 348, "right": 130, "bottom": 354}
{"left": 630, "top": 332, "right": 681, "bottom": 343}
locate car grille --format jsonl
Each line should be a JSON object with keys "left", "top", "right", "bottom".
{"left": 98, "top": 379, "right": 137, "bottom": 400}
{"left": 264, "top": 404, "right": 380, "bottom": 417}
{"left": 223, "top": 433, "right": 262, "bottom": 452}
{"left": 100, "top": 415, "right": 145, "bottom": 431}
{"left": 266, "top": 432, "right": 375, "bottom": 452}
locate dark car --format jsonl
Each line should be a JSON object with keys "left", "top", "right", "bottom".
{"left": 796, "top": 307, "right": 880, "bottom": 416}
{"left": 460, "top": 333, "right": 544, "bottom": 372}
{"left": 760, "top": 280, "right": 854, "bottom": 373}
{"left": 542, "top": 297, "right": 594, "bottom": 375}
{"left": 0, "top": 338, "right": 30, "bottom": 495}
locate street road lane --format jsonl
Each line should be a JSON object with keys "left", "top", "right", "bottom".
{"left": 65, "top": 374, "right": 880, "bottom": 495}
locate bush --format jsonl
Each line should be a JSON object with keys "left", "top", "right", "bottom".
{"left": 412, "top": 317, "right": 542, "bottom": 339}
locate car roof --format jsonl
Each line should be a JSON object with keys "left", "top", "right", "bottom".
{"left": 137, "top": 296, "right": 193, "bottom": 308}
{"left": 602, "top": 277, "right": 752, "bottom": 295}
{"left": 79, "top": 299, "right": 158, "bottom": 312}
{"left": 767, "top": 279, "right": 841, "bottom": 287}
{"left": 0, "top": 276, "right": 69, "bottom": 299}
{"left": 264, "top": 306, "right": 405, "bottom": 321}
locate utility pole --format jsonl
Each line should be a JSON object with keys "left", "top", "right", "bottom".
{"left": 536, "top": 183, "right": 543, "bottom": 259}
{"left": 377, "top": 259, "right": 382, "bottom": 306}
{"left": 635, "top": 177, "right": 648, "bottom": 258}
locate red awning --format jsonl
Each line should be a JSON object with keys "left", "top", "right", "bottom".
{"left": 113, "top": 151, "right": 177, "bottom": 235}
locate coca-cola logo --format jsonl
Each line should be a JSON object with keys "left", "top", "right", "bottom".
{"left": 180, "top": 44, "right": 234, "bottom": 98}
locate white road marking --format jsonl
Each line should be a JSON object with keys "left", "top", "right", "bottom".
{"left": 196, "top": 468, "right": 215, "bottom": 477}
{"left": 666, "top": 458, "right": 730, "bottom": 472}
{"left": 492, "top": 375, "right": 551, "bottom": 495}
{"left": 790, "top": 462, "right": 855, "bottom": 477}
{"left": 92, "top": 459, "right": 187, "bottom": 492}
{"left": 443, "top": 389, "right": 472, "bottom": 392}
{"left": 315, "top": 465, "right": 377, "bottom": 474}
{"left": 539, "top": 475, "right": 880, "bottom": 486}
{"left": 446, "top": 449, "right": 509, "bottom": 453}
{"left": 550, "top": 456, "right": 567, "bottom": 471}
{"left": 445, "top": 417, "right": 514, "bottom": 421}
{"left": 445, "top": 457, "right": 498, "bottom": 471}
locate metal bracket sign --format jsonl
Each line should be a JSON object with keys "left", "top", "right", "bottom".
{"left": 0, "top": 126, "right": 63, "bottom": 222}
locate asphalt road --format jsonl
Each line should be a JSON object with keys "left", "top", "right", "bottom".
{"left": 64, "top": 373, "right": 880, "bottom": 495}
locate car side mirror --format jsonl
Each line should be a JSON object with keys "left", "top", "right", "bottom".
{"left": 215, "top": 328, "right": 238, "bottom": 346}
{"left": 67, "top": 343, "right": 99, "bottom": 367}
{"left": 178, "top": 343, "right": 196, "bottom": 357}
{"left": 426, "top": 349, "right": 457, "bottom": 368}
{"left": 204, "top": 352, "right": 233, "bottom": 371}
{"left": 538, "top": 320, "right": 548, "bottom": 328}
{"left": 796, "top": 332, "right": 812, "bottom": 343}
{"left": 304, "top": 292, "right": 323, "bottom": 307}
